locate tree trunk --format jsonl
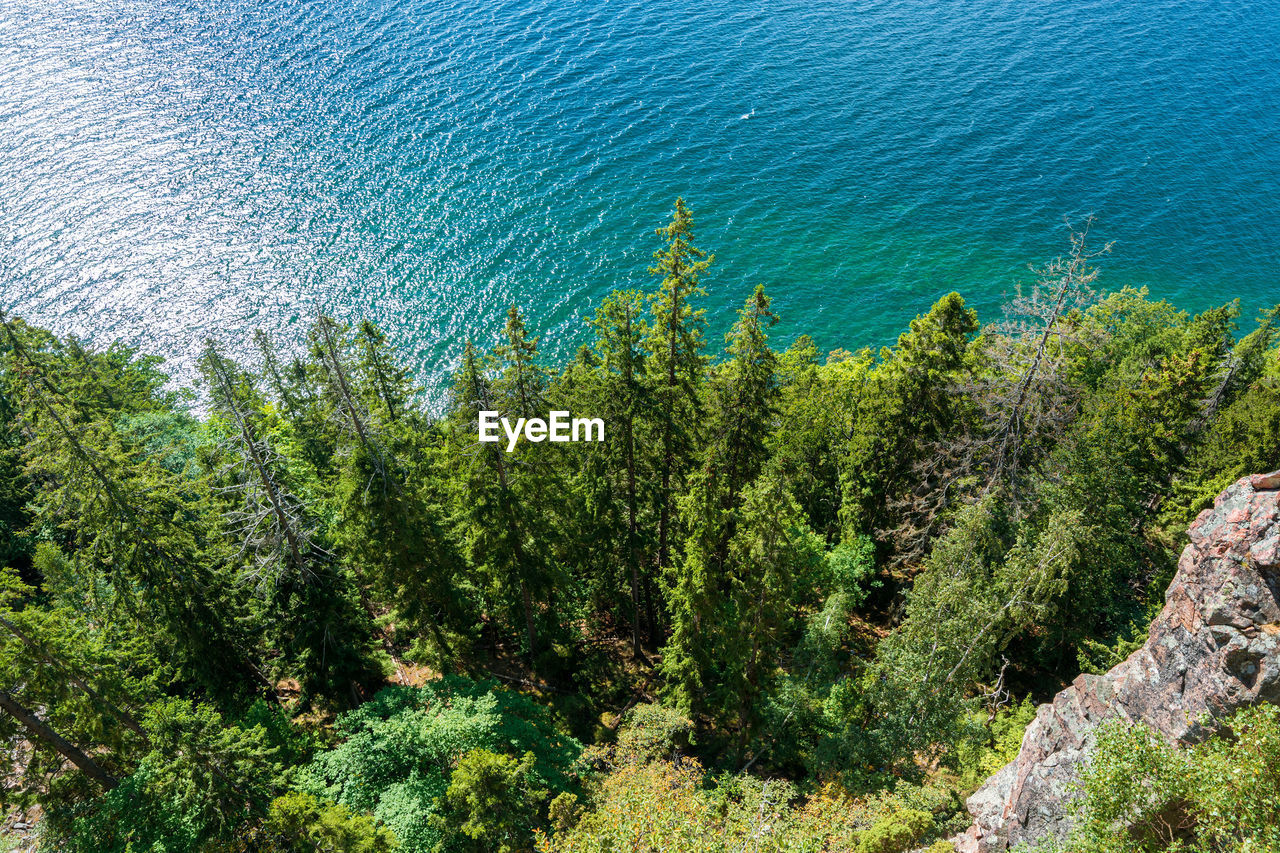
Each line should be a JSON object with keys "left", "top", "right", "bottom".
{"left": 0, "top": 690, "right": 117, "bottom": 790}
{"left": 520, "top": 579, "right": 537, "bottom": 659}
{"left": 625, "top": 417, "right": 645, "bottom": 660}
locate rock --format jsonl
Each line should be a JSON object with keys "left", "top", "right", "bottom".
{"left": 1251, "top": 471, "right": 1280, "bottom": 491}
{"left": 958, "top": 470, "right": 1280, "bottom": 851}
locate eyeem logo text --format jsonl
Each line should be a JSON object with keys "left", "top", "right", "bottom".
{"left": 479, "top": 411, "right": 604, "bottom": 452}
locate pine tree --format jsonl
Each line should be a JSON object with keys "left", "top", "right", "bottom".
{"left": 449, "top": 315, "right": 558, "bottom": 661}
{"left": 720, "top": 464, "right": 822, "bottom": 759}
{"left": 1, "top": 314, "right": 256, "bottom": 700}
{"left": 645, "top": 198, "right": 711, "bottom": 599}
{"left": 589, "top": 290, "right": 654, "bottom": 655}
{"left": 307, "top": 315, "right": 389, "bottom": 483}
{"left": 354, "top": 319, "right": 417, "bottom": 425}
{"left": 543, "top": 344, "right": 624, "bottom": 649}
{"left": 661, "top": 286, "right": 783, "bottom": 724}
{"left": 319, "top": 320, "right": 472, "bottom": 662}
{"left": 707, "top": 284, "right": 779, "bottom": 526}
{"left": 200, "top": 339, "right": 377, "bottom": 705}
{"left": 837, "top": 292, "right": 979, "bottom": 566}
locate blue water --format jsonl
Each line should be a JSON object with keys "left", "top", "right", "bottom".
{"left": 2, "top": 0, "right": 1277, "bottom": 404}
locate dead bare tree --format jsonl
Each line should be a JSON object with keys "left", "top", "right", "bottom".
{"left": 981, "top": 219, "right": 1111, "bottom": 499}
{"left": 200, "top": 340, "right": 323, "bottom": 588}
{"left": 885, "top": 222, "right": 1111, "bottom": 567}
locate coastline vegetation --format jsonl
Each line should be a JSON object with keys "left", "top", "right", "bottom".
{"left": 0, "top": 199, "right": 1278, "bottom": 851}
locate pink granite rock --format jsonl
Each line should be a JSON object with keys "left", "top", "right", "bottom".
{"left": 1251, "top": 471, "right": 1280, "bottom": 491}
{"left": 955, "top": 470, "right": 1280, "bottom": 852}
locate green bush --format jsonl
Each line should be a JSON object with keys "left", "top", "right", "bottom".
{"left": 265, "top": 792, "right": 398, "bottom": 852}
{"left": 301, "top": 677, "right": 581, "bottom": 853}
{"left": 824, "top": 534, "right": 880, "bottom": 607}
{"left": 613, "top": 703, "right": 693, "bottom": 764}
{"left": 1057, "top": 704, "right": 1280, "bottom": 852}
{"left": 436, "top": 749, "right": 545, "bottom": 853}
{"left": 953, "top": 698, "right": 1037, "bottom": 791}
{"left": 855, "top": 807, "right": 933, "bottom": 853}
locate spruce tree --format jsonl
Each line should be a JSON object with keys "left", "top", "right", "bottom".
{"left": 644, "top": 198, "right": 710, "bottom": 602}
{"left": 589, "top": 290, "right": 654, "bottom": 655}
{"left": 707, "top": 284, "right": 779, "bottom": 520}
{"left": 318, "top": 319, "right": 472, "bottom": 662}
{"left": 661, "top": 286, "right": 782, "bottom": 724}
{"left": 1, "top": 315, "right": 256, "bottom": 700}
{"left": 448, "top": 312, "right": 559, "bottom": 661}
{"left": 200, "top": 339, "right": 377, "bottom": 705}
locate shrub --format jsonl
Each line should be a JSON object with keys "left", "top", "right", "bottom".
{"left": 301, "top": 677, "right": 581, "bottom": 853}
{"left": 855, "top": 807, "right": 933, "bottom": 853}
{"left": 264, "top": 792, "right": 397, "bottom": 852}
{"left": 1057, "top": 704, "right": 1280, "bottom": 852}
{"left": 952, "top": 698, "right": 1037, "bottom": 791}
{"left": 613, "top": 703, "right": 693, "bottom": 765}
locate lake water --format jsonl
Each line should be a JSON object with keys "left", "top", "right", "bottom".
{"left": 2, "top": 0, "right": 1277, "bottom": 403}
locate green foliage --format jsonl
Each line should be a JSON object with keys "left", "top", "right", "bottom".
{"left": 436, "top": 749, "right": 546, "bottom": 852}
{"left": 542, "top": 758, "right": 954, "bottom": 853}
{"left": 47, "top": 699, "right": 287, "bottom": 853}
{"left": 446, "top": 311, "right": 564, "bottom": 661}
{"left": 1045, "top": 705, "right": 1280, "bottom": 853}
{"left": 854, "top": 807, "right": 933, "bottom": 853}
{"left": 265, "top": 791, "right": 398, "bottom": 853}
{"left": 662, "top": 460, "right": 825, "bottom": 752}
{"left": 645, "top": 197, "right": 711, "bottom": 589}
{"left": 1076, "top": 620, "right": 1150, "bottom": 676}
{"left": 612, "top": 703, "right": 693, "bottom": 765}
{"left": 857, "top": 494, "right": 1015, "bottom": 773}
{"left": 4, "top": 211, "right": 1280, "bottom": 850}
{"left": 952, "top": 698, "right": 1037, "bottom": 791}
{"left": 838, "top": 291, "right": 979, "bottom": 559}
{"left": 302, "top": 678, "right": 581, "bottom": 853}
{"left": 823, "top": 535, "right": 879, "bottom": 608}
{"left": 3, "top": 317, "right": 256, "bottom": 702}
{"left": 50, "top": 763, "right": 204, "bottom": 853}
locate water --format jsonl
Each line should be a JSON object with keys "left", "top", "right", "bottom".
{"left": 2, "top": 0, "right": 1277, "bottom": 404}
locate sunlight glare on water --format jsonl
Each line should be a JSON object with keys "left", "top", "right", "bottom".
{"left": 1, "top": 0, "right": 1277, "bottom": 405}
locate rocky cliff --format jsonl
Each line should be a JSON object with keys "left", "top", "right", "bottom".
{"left": 956, "top": 470, "right": 1280, "bottom": 852}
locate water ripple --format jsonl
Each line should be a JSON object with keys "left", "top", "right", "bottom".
{"left": 1, "top": 0, "right": 1277, "bottom": 407}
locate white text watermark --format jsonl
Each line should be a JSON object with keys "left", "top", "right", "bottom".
{"left": 479, "top": 411, "right": 604, "bottom": 452}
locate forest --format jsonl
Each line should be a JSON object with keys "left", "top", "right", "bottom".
{"left": 1, "top": 199, "right": 1279, "bottom": 852}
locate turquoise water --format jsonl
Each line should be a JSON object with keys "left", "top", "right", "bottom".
{"left": 2, "top": 0, "right": 1277, "bottom": 403}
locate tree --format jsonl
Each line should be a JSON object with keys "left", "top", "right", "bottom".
{"left": 662, "top": 285, "right": 785, "bottom": 731}
{"left": 718, "top": 464, "right": 824, "bottom": 759}
{"left": 303, "top": 678, "right": 582, "bottom": 853}
{"left": 977, "top": 221, "right": 1111, "bottom": 498}
{"left": 437, "top": 749, "right": 546, "bottom": 853}
{"left": 589, "top": 290, "right": 654, "bottom": 655}
{"left": 448, "top": 318, "right": 559, "bottom": 660}
{"left": 837, "top": 292, "right": 979, "bottom": 567}
{"left": 769, "top": 335, "right": 849, "bottom": 542}
{"left": 354, "top": 319, "right": 417, "bottom": 425}
{"left": 1, "top": 313, "right": 256, "bottom": 700}
{"left": 711, "top": 286, "right": 778, "bottom": 501}
{"left": 303, "top": 319, "right": 473, "bottom": 662}
{"left": 645, "top": 198, "right": 711, "bottom": 586}
{"left": 200, "top": 339, "right": 377, "bottom": 704}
